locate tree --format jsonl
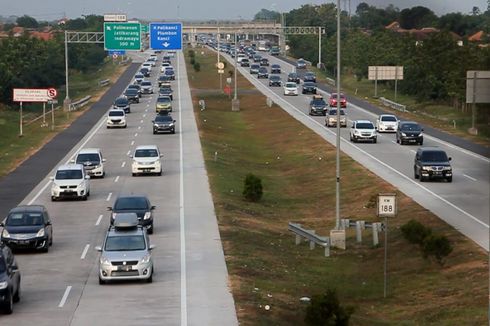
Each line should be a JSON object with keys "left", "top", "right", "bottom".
{"left": 399, "top": 6, "right": 438, "bottom": 29}
{"left": 305, "top": 289, "right": 354, "bottom": 326}
{"left": 16, "top": 15, "right": 39, "bottom": 28}
{"left": 253, "top": 9, "right": 280, "bottom": 22}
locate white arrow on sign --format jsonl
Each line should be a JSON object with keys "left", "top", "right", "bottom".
{"left": 163, "top": 42, "right": 170, "bottom": 47}
{"left": 106, "top": 26, "right": 111, "bottom": 30}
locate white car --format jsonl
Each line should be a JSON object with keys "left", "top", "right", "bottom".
{"left": 106, "top": 109, "right": 127, "bottom": 128}
{"left": 73, "top": 148, "right": 106, "bottom": 178}
{"left": 376, "top": 114, "right": 398, "bottom": 132}
{"left": 237, "top": 53, "right": 246, "bottom": 63}
{"left": 142, "top": 62, "right": 153, "bottom": 71}
{"left": 131, "top": 145, "right": 163, "bottom": 176}
{"left": 160, "top": 64, "right": 173, "bottom": 74}
{"left": 51, "top": 164, "right": 90, "bottom": 201}
{"left": 283, "top": 82, "right": 298, "bottom": 96}
{"left": 350, "top": 120, "right": 377, "bottom": 143}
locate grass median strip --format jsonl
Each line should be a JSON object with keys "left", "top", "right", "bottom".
{"left": 186, "top": 48, "right": 487, "bottom": 325}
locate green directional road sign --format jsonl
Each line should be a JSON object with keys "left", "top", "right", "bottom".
{"left": 104, "top": 22, "right": 141, "bottom": 50}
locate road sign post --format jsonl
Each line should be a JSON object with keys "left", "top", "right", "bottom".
{"left": 149, "top": 22, "right": 183, "bottom": 51}
{"left": 377, "top": 193, "right": 397, "bottom": 299}
{"left": 104, "top": 22, "right": 141, "bottom": 50}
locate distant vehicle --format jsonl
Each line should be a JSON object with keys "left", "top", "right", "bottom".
{"left": 152, "top": 114, "right": 176, "bottom": 134}
{"left": 113, "top": 97, "right": 131, "bottom": 113}
{"left": 253, "top": 54, "right": 262, "bottom": 63}
{"left": 127, "top": 84, "right": 141, "bottom": 97}
{"left": 240, "top": 58, "right": 250, "bottom": 67}
{"left": 396, "top": 121, "right": 423, "bottom": 145}
{"left": 74, "top": 148, "right": 106, "bottom": 178}
{"left": 296, "top": 59, "right": 307, "bottom": 69}
{"left": 106, "top": 109, "right": 127, "bottom": 129}
{"left": 287, "top": 72, "right": 300, "bottom": 84}
{"left": 329, "top": 93, "right": 347, "bottom": 108}
{"left": 237, "top": 53, "right": 246, "bottom": 63}
{"left": 350, "top": 120, "right": 377, "bottom": 143}
{"left": 156, "top": 96, "right": 172, "bottom": 113}
{"left": 270, "top": 64, "right": 281, "bottom": 74}
{"left": 50, "top": 164, "right": 90, "bottom": 201}
{"left": 123, "top": 89, "right": 140, "bottom": 104}
{"left": 302, "top": 82, "right": 317, "bottom": 94}
{"left": 303, "top": 72, "right": 316, "bottom": 83}
{"left": 158, "top": 75, "right": 172, "bottom": 87}
{"left": 158, "top": 85, "right": 173, "bottom": 100}
{"left": 130, "top": 145, "right": 163, "bottom": 177}
{"left": 269, "top": 47, "right": 280, "bottom": 56}
{"left": 257, "top": 40, "right": 271, "bottom": 51}
{"left": 283, "top": 82, "right": 298, "bottom": 96}
{"left": 0, "top": 242, "right": 21, "bottom": 313}
{"left": 134, "top": 74, "right": 145, "bottom": 84}
{"left": 164, "top": 69, "right": 175, "bottom": 80}
{"left": 325, "top": 108, "right": 347, "bottom": 127}
{"left": 140, "top": 80, "right": 153, "bottom": 94}
{"left": 1, "top": 205, "right": 53, "bottom": 252}
{"left": 139, "top": 68, "right": 150, "bottom": 77}
{"left": 250, "top": 64, "right": 260, "bottom": 74}
{"left": 142, "top": 62, "right": 153, "bottom": 70}
{"left": 414, "top": 147, "right": 452, "bottom": 182}
{"left": 257, "top": 67, "right": 269, "bottom": 79}
{"left": 268, "top": 75, "right": 282, "bottom": 87}
{"left": 376, "top": 114, "right": 398, "bottom": 132}
{"left": 309, "top": 96, "right": 327, "bottom": 116}
{"left": 260, "top": 58, "right": 269, "bottom": 66}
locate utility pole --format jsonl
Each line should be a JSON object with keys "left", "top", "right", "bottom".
{"left": 63, "top": 30, "right": 71, "bottom": 111}
{"left": 232, "top": 31, "right": 240, "bottom": 111}
{"left": 335, "top": 0, "right": 341, "bottom": 230}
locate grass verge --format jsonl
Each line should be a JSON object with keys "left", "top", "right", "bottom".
{"left": 186, "top": 48, "right": 488, "bottom": 325}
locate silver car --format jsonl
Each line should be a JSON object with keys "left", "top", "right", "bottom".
{"left": 96, "top": 213, "right": 155, "bottom": 284}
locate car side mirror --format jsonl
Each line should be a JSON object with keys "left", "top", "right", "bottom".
{"left": 151, "top": 205, "right": 156, "bottom": 210}
{"left": 69, "top": 159, "right": 75, "bottom": 163}
{"left": 448, "top": 157, "right": 452, "bottom": 161}
{"left": 49, "top": 176, "right": 54, "bottom": 181}
{"left": 160, "top": 154, "right": 163, "bottom": 157}
{"left": 149, "top": 244, "right": 156, "bottom": 250}
{"left": 151, "top": 120, "right": 155, "bottom": 123}
{"left": 95, "top": 246, "right": 102, "bottom": 252}
{"left": 0, "top": 222, "right": 4, "bottom": 227}
{"left": 107, "top": 207, "right": 113, "bottom": 211}
{"left": 85, "top": 175, "right": 90, "bottom": 180}
{"left": 421, "top": 128, "right": 424, "bottom": 132}
{"left": 173, "top": 120, "right": 176, "bottom": 123}
{"left": 46, "top": 221, "right": 52, "bottom": 226}
{"left": 102, "top": 159, "right": 107, "bottom": 162}
{"left": 11, "top": 266, "right": 19, "bottom": 273}
{"left": 129, "top": 154, "right": 133, "bottom": 158}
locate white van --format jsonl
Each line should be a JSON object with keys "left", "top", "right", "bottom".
{"left": 51, "top": 164, "right": 90, "bottom": 201}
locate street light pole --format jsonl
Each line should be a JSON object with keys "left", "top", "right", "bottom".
{"left": 63, "top": 30, "right": 71, "bottom": 111}
{"left": 335, "top": 0, "right": 341, "bottom": 230}
{"left": 232, "top": 31, "right": 240, "bottom": 111}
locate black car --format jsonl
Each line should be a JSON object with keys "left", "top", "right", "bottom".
{"left": 250, "top": 64, "right": 260, "bottom": 74}
{"left": 257, "top": 67, "right": 269, "bottom": 79}
{"left": 268, "top": 75, "right": 282, "bottom": 87}
{"left": 108, "top": 196, "right": 155, "bottom": 234}
{"left": 140, "top": 68, "right": 150, "bottom": 77}
{"left": 397, "top": 121, "right": 423, "bottom": 145}
{"left": 253, "top": 54, "right": 262, "bottom": 62}
{"left": 0, "top": 243, "right": 20, "bottom": 314}
{"left": 1, "top": 205, "right": 53, "bottom": 252}
{"left": 240, "top": 58, "right": 250, "bottom": 67}
{"left": 270, "top": 64, "right": 281, "bottom": 74}
{"left": 260, "top": 58, "right": 269, "bottom": 66}
{"left": 303, "top": 72, "right": 316, "bottom": 83}
{"left": 113, "top": 97, "right": 130, "bottom": 113}
{"left": 164, "top": 69, "right": 175, "bottom": 80}
{"left": 309, "top": 98, "right": 328, "bottom": 116}
{"left": 158, "top": 86, "right": 173, "bottom": 100}
{"left": 152, "top": 114, "right": 176, "bottom": 134}
{"left": 123, "top": 89, "right": 140, "bottom": 104}
{"left": 162, "top": 56, "right": 171, "bottom": 64}
{"left": 287, "top": 72, "right": 300, "bottom": 84}
{"left": 414, "top": 147, "right": 452, "bottom": 182}
{"left": 127, "top": 84, "right": 141, "bottom": 97}
{"left": 302, "top": 82, "right": 317, "bottom": 94}
{"left": 158, "top": 75, "right": 172, "bottom": 87}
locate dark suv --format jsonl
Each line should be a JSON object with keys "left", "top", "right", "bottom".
{"left": 0, "top": 243, "right": 21, "bottom": 314}
{"left": 414, "top": 147, "right": 452, "bottom": 182}
{"left": 397, "top": 121, "right": 423, "bottom": 145}
{"left": 1, "top": 205, "right": 53, "bottom": 252}
{"left": 108, "top": 196, "right": 155, "bottom": 234}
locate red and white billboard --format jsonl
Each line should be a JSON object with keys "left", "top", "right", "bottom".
{"left": 13, "top": 88, "right": 57, "bottom": 102}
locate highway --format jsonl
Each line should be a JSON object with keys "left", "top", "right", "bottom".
{"left": 1, "top": 51, "right": 238, "bottom": 325}
{"left": 218, "top": 48, "right": 490, "bottom": 251}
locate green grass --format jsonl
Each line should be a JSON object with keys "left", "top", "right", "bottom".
{"left": 186, "top": 48, "right": 488, "bottom": 325}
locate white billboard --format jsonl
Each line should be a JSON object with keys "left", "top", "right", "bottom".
{"left": 368, "top": 66, "right": 404, "bottom": 81}
{"left": 13, "top": 88, "right": 55, "bottom": 102}
{"left": 104, "top": 14, "right": 127, "bottom": 22}
{"left": 466, "top": 71, "right": 490, "bottom": 104}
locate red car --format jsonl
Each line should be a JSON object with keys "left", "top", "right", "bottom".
{"left": 329, "top": 93, "right": 347, "bottom": 108}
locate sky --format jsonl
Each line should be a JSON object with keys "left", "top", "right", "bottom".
{"left": 0, "top": 0, "right": 487, "bottom": 21}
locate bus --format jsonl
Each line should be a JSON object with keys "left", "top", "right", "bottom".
{"left": 257, "top": 40, "right": 271, "bottom": 51}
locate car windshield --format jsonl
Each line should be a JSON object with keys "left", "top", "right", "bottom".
{"left": 157, "top": 97, "right": 171, "bottom": 103}
{"left": 270, "top": 76, "right": 280, "bottom": 81}
{"left": 331, "top": 94, "right": 345, "bottom": 99}
{"left": 285, "top": 83, "right": 296, "bottom": 88}
{"left": 356, "top": 123, "right": 374, "bottom": 129}
{"left": 401, "top": 123, "right": 422, "bottom": 131}
{"left": 251, "top": 65, "right": 259, "bottom": 69}
{"left": 421, "top": 151, "right": 448, "bottom": 162}
{"left": 76, "top": 153, "right": 100, "bottom": 164}
{"left": 135, "top": 74, "right": 144, "bottom": 79}
{"left": 128, "top": 85, "right": 139, "bottom": 90}
{"left": 115, "top": 98, "right": 128, "bottom": 105}
{"left": 311, "top": 99, "right": 326, "bottom": 106}
{"left": 304, "top": 82, "right": 316, "bottom": 87}
{"left": 56, "top": 169, "right": 83, "bottom": 180}
{"left": 160, "top": 88, "right": 171, "bottom": 93}
{"left": 272, "top": 65, "right": 279, "bottom": 68}
{"left": 165, "top": 70, "right": 174, "bottom": 75}
{"left": 7, "top": 212, "right": 44, "bottom": 226}
{"left": 259, "top": 68, "right": 267, "bottom": 72}
{"left": 155, "top": 116, "right": 173, "bottom": 122}
{"left": 114, "top": 197, "right": 149, "bottom": 210}
{"left": 109, "top": 111, "right": 124, "bottom": 117}
{"left": 105, "top": 235, "right": 146, "bottom": 251}
{"left": 125, "top": 89, "right": 137, "bottom": 95}
{"left": 134, "top": 149, "right": 159, "bottom": 157}
{"left": 141, "top": 81, "right": 151, "bottom": 86}
{"left": 289, "top": 73, "right": 297, "bottom": 78}
{"left": 329, "top": 109, "right": 345, "bottom": 115}
{"left": 381, "top": 116, "right": 397, "bottom": 122}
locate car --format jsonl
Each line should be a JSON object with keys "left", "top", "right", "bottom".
{"left": 302, "top": 82, "right": 317, "bottom": 94}
{"left": 73, "top": 148, "right": 106, "bottom": 178}
{"left": 106, "top": 109, "right": 127, "bottom": 128}
{"left": 414, "top": 147, "right": 452, "bottom": 182}
{"left": 329, "top": 93, "right": 347, "bottom": 108}
{"left": 108, "top": 196, "right": 156, "bottom": 233}
{"left": 123, "top": 89, "right": 139, "bottom": 104}
{"left": 253, "top": 54, "right": 262, "bottom": 62}
{"left": 237, "top": 53, "right": 246, "bottom": 63}
{"left": 287, "top": 72, "right": 300, "bottom": 84}
{"left": 164, "top": 69, "right": 175, "bottom": 80}
{"left": 1, "top": 205, "right": 53, "bottom": 252}
{"left": 134, "top": 74, "right": 144, "bottom": 84}
{"left": 158, "top": 74, "right": 172, "bottom": 86}
{"left": 127, "top": 84, "right": 141, "bottom": 97}
{"left": 96, "top": 213, "right": 155, "bottom": 284}
{"left": 309, "top": 96, "right": 328, "bottom": 116}
{"left": 162, "top": 55, "right": 171, "bottom": 63}
{"left": 142, "top": 62, "right": 153, "bottom": 71}
{"left": 303, "top": 72, "right": 316, "bottom": 83}
{"left": 257, "top": 67, "right": 269, "bottom": 79}
{"left": 140, "top": 81, "right": 153, "bottom": 95}
{"left": 350, "top": 120, "right": 377, "bottom": 143}
{"left": 283, "top": 82, "right": 298, "bottom": 96}
{"left": 397, "top": 121, "right": 423, "bottom": 145}
{"left": 240, "top": 58, "right": 250, "bottom": 67}
{"left": 0, "top": 243, "right": 21, "bottom": 313}
{"left": 160, "top": 62, "right": 172, "bottom": 73}
{"left": 249, "top": 64, "right": 260, "bottom": 74}
{"left": 158, "top": 85, "right": 173, "bottom": 100}
{"left": 156, "top": 96, "right": 172, "bottom": 113}
{"left": 247, "top": 50, "right": 255, "bottom": 59}
{"left": 376, "top": 114, "right": 398, "bottom": 132}
{"left": 139, "top": 68, "right": 150, "bottom": 77}
{"left": 325, "top": 108, "right": 347, "bottom": 127}
{"left": 270, "top": 47, "right": 280, "bottom": 56}
{"left": 130, "top": 145, "right": 163, "bottom": 176}
{"left": 270, "top": 64, "right": 281, "bottom": 74}
{"left": 296, "top": 58, "right": 307, "bottom": 69}
{"left": 260, "top": 58, "right": 269, "bottom": 66}
{"left": 152, "top": 114, "right": 176, "bottom": 134}
{"left": 113, "top": 97, "right": 131, "bottom": 113}
{"left": 50, "top": 164, "right": 90, "bottom": 201}
{"left": 268, "top": 75, "right": 282, "bottom": 87}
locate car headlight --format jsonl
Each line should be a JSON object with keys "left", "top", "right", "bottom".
{"left": 401, "top": 132, "right": 407, "bottom": 136}
{"left": 168, "top": 123, "right": 174, "bottom": 127}
{"left": 78, "top": 181, "right": 85, "bottom": 188}
{"left": 422, "top": 166, "right": 430, "bottom": 171}
{"left": 154, "top": 123, "right": 159, "bottom": 127}
{"left": 100, "top": 256, "right": 111, "bottom": 265}
{"left": 141, "top": 254, "right": 151, "bottom": 264}
{"left": 2, "top": 229, "right": 10, "bottom": 238}
{"left": 443, "top": 167, "right": 452, "bottom": 171}
{"left": 354, "top": 130, "right": 360, "bottom": 135}
{"left": 144, "top": 212, "right": 151, "bottom": 220}
{"left": 0, "top": 281, "right": 8, "bottom": 289}
{"left": 36, "top": 228, "right": 45, "bottom": 237}
{"left": 419, "top": 132, "right": 423, "bottom": 136}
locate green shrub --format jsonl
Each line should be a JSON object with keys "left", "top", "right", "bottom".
{"left": 305, "top": 289, "right": 354, "bottom": 326}
{"left": 242, "top": 174, "right": 263, "bottom": 202}
{"left": 188, "top": 49, "right": 195, "bottom": 58}
{"left": 193, "top": 62, "right": 201, "bottom": 72}
{"left": 190, "top": 57, "right": 195, "bottom": 65}
{"left": 423, "top": 234, "right": 453, "bottom": 265}
{"left": 400, "top": 219, "right": 432, "bottom": 245}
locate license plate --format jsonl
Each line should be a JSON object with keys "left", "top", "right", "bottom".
{"left": 117, "top": 266, "right": 132, "bottom": 271}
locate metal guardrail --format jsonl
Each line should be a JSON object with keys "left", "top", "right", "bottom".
{"left": 288, "top": 222, "right": 330, "bottom": 257}
{"left": 69, "top": 96, "right": 92, "bottom": 111}
{"left": 119, "top": 57, "right": 130, "bottom": 65}
{"left": 98, "top": 79, "right": 110, "bottom": 87}
{"left": 326, "top": 77, "right": 336, "bottom": 86}
{"left": 379, "top": 97, "right": 407, "bottom": 112}
{"left": 340, "top": 218, "right": 383, "bottom": 246}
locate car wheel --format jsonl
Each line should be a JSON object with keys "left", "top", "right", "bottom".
{"left": 51, "top": 196, "right": 56, "bottom": 202}
{"left": 414, "top": 168, "right": 419, "bottom": 179}
{"left": 124, "top": 125, "right": 127, "bottom": 128}
{"left": 446, "top": 176, "right": 452, "bottom": 183}
{"left": 153, "top": 130, "right": 157, "bottom": 135}
{"left": 49, "top": 235, "right": 53, "bottom": 246}
{"left": 420, "top": 175, "right": 426, "bottom": 182}
{"left": 13, "top": 284, "right": 20, "bottom": 303}
{"left": 149, "top": 225, "right": 154, "bottom": 234}
{"left": 396, "top": 137, "right": 399, "bottom": 144}
{"left": 41, "top": 241, "right": 49, "bottom": 253}
{"left": 132, "top": 173, "right": 137, "bottom": 177}
{"left": 2, "top": 292, "right": 13, "bottom": 314}
{"left": 99, "top": 277, "right": 105, "bottom": 285}
{"left": 419, "top": 141, "right": 423, "bottom": 145}
{"left": 400, "top": 140, "right": 405, "bottom": 145}
{"left": 373, "top": 138, "right": 377, "bottom": 144}
{"left": 147, "top": 271, "right": 153, "bottom": 283}
{"left": 171, "top": 130, "right": 175, "bottom": 134}
{"left": 82, "top": 195, "right": 88, "bottom": 201}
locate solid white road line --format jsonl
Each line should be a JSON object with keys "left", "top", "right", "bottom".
{"left": 121, "top": 161, "right": 126, "bottom": 168}
{"left": 106, "top": 192, "right": 112, "bottom": 202}
{"left": 131, "top": 140, "right": 135, "bottom": 146}
{"left": 463, "top": 174, "right": 477, "bottom": 181}
{"left": 27, "top": 181, "right": 52, "bottom": 205}
{"left": 127, "top": 150, "right": 131, "bottom": 156}
{"left": 410, "top": 150, "right": 417, "bottom": 154}
{"left": 80, "top": 244, "right": 90, "bottom": 259}
{"left": 138, "top": 126, "right": 141, "bottom": 130}
{"left": 114, "top": 176, "right": 120, "bottom": 183}
{"left": 58, "top": 286, "right": 72, "bottom": 308}
{"left": 134, "top": 133, "right": 138, "bottom": 137}
{"left": 140, "top": 119, "right": 144, "bottom": 123}
{"left": 95, "top": 214, "right": 103, "bottom": 226}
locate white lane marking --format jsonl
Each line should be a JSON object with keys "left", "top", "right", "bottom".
{"left": 143, "top": 114, "right": 147, "bottom": 118}
{"left": 410, "top": 150, "right": 417, "bottom": 154}
{"left": 114, "top": 176, "right": 120, "bottom": 183}
{"left": 80, "top": 244, "right": 90, "bottom": 259}
{"left": 140, "top": 120, "right": 144, "bottom": 124}
{"left": 146, "top": 104, "right": 150, "bottom": 107}
{"left": 106, "top": 192, "right": 112, "bottom": 202}
{"left": 134, "top": 133, "right": 138, "bottom": 137}
{"left": 127, "top": 150, "right": 131, "bottom": 156}
{"left": 121, "top": 161, "right": 126, "bottom": 168}
{"left": 58, "top": 286, "right": 72, "bottom": 308}
{"left": 27, "top": 181, "right": 52, "bottom": 205}
{"left": 145, "top": 109, "right": 148, "bottom": 112}
{"left": 463, "top": 174, "right": 477, "bottom": 181}
{"left": 131, "top": 140, "right": 135, "bottom": 146}
{"left": 138, "top": 126, "right": 141, "bottom": 130}
{"left": 391, "top": 140, "right": 397, "bottom": 144}
{"left": 95, "top": 214, "right": 103, "bottom": 226}
{"left": 178, "top": 52, "right": 188, "bottom": 326}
